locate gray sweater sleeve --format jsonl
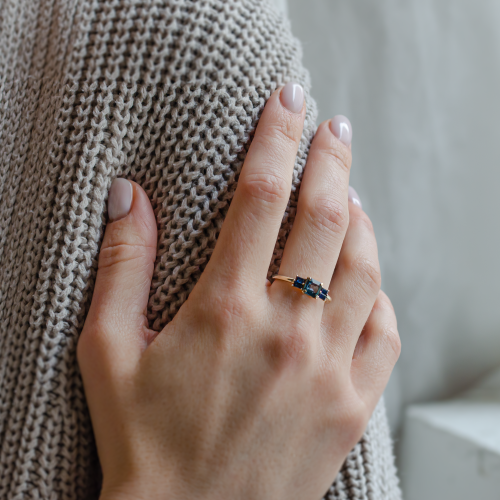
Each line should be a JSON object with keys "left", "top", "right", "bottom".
{"left": 0, "top": 0, "right": 400, "bottom": 498}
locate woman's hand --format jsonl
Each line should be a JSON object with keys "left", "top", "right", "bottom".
{"left": 77, "top": 82, "right": 400, "bottom": 500}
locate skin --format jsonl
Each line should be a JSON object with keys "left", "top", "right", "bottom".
{"left": 77, "top": 86, "right": 401, "bottom": 500}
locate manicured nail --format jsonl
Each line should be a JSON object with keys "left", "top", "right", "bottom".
{"left": 330, "top": 115, "right": 352, "bottom": 146}
{"left": 280, "top": 82, "right": 304, "bottom": 114}
{"left": 348, "top": 186, "right": 362, "bottom": 209}
{"left": 108, "top": 178, "right": 133, "bottom": 222}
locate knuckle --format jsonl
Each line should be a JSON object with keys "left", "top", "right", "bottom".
{"left": 240, "top": 171, "right": 289, "bottom": 205}
{"left": 195, "top": 291, "right": 258, "bottom": 355}
{"left": 385, "top": 327, "right": 402, "bottom": 361}
{"left": 379, "top": 320, "right": 401, "bottom": 361}
{"left": 370, "top": 292, "right": 401, "bottom": 361}
{"left": 306, "top": 197, "right": 348, "bottom": 237}
{"left": 378, "top": 290, "right": 396, "bottom": 314}
{"left": 262, "top": 115, "right": 301, "bottom": 149}
{"left": 352, "top": 210, "right": 375, "bottom": 235}
{"left": 318, "top": 138, "right": 352, "bottom": 174}
{"left": 206, "top": 291, "right": 252, "bottom": 336}
{"left": 98, "top": 242, "right": 154, "bottom": 271}
{"left": 350, "top": 256, "right": 382, "bottom": 295}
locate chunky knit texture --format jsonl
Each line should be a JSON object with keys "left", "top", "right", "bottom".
{"left": 0, "top": 0, "right": 401, "bottom": 498}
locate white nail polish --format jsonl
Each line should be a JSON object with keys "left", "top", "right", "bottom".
{"left": 108, "top": 178, "right": 133, "bottom": 222}
{"left": 348, "top": 186, "right": 362, "bottom": 209}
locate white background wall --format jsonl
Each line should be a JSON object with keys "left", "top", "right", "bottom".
{"left": 279, "top": 0, "right": 500, "bottom": 431}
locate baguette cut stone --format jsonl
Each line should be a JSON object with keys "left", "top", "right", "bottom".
{"left": 293, "top": 276, "right": 306, "bottom": 289}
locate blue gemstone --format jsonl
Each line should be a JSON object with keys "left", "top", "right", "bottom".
{"left": 293, "top": 276, "right": 306, "bottom": 289}
{"left": 303, "top": 278, "right": 322, "bottom": 298}
{"left": 318, "top": 288, "right": 328, "bottom": 301}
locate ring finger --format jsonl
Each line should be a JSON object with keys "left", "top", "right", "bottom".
{"left": 271, "top": 116, "right": 353, "bottom": 309}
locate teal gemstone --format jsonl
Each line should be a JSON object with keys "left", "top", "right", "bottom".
{"left": 303, "top": 277, "right": 322, "bottom": 298}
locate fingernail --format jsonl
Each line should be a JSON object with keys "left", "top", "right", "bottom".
{"left": 330, "top": 115, "right": 352, "bottom": 146}
{"left": 280, "top": 82, "right": 304, "bottom": 114}
{"left": 348, "top": 186, "right": 362, "bottom": 209}
{"left": 108, "top": 178, "right": 133, "bottom": 222}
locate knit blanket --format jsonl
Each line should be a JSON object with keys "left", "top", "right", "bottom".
{"left": 0, "top": 0, "right": 401, "bottom": 498}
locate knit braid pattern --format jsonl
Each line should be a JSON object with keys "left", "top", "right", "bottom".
{"left": 0, "top": 0, "right": 401, "bottom": 498}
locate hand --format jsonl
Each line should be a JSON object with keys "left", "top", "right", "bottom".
{"left": 77, "top": 82, "right": 400, "bottom": 500}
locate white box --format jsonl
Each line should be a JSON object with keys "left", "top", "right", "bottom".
{"left": 400, "top": 369, "right": 500, "bottom": 500}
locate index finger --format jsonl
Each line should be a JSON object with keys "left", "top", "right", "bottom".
{"left": 205, "top": 82, "right": 306, "bottom": 290}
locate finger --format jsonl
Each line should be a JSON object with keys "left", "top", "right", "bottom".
{"left": 273, "top": 116, "right": 352, "bottom": 307}
{"left": 77, "top": 178, "right": 158, "bottom": 380}
{"left": 321, "top": 194, "right": 381, "bottom": 356}
{"left": 351, "top": 290, "right": 401, "bottom": 407}
{"left": 205, "top": 82, "right": 305, "bottom": 290}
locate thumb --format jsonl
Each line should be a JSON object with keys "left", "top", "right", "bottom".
{"left": 78, "top": 178, "right": 157, "bottom": 378}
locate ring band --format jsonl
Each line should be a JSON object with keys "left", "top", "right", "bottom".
{"left": 272, "top": 275, "right": 331, "bottom": 302}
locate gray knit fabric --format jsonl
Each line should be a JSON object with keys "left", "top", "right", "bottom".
{"left": 0, "top": 0, "right": 401, "bottom": 498}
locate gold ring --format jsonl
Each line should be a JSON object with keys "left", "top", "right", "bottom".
{"left": 272, "top": 275, "right": 331, "bottom": 302}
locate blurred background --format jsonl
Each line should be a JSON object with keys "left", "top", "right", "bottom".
{"left": 271, "top": 0, "right": 500, "bottom": 496}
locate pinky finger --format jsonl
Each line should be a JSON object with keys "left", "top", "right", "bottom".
{"left": 351, "top": 290, "right": 401, "bottom": 408}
